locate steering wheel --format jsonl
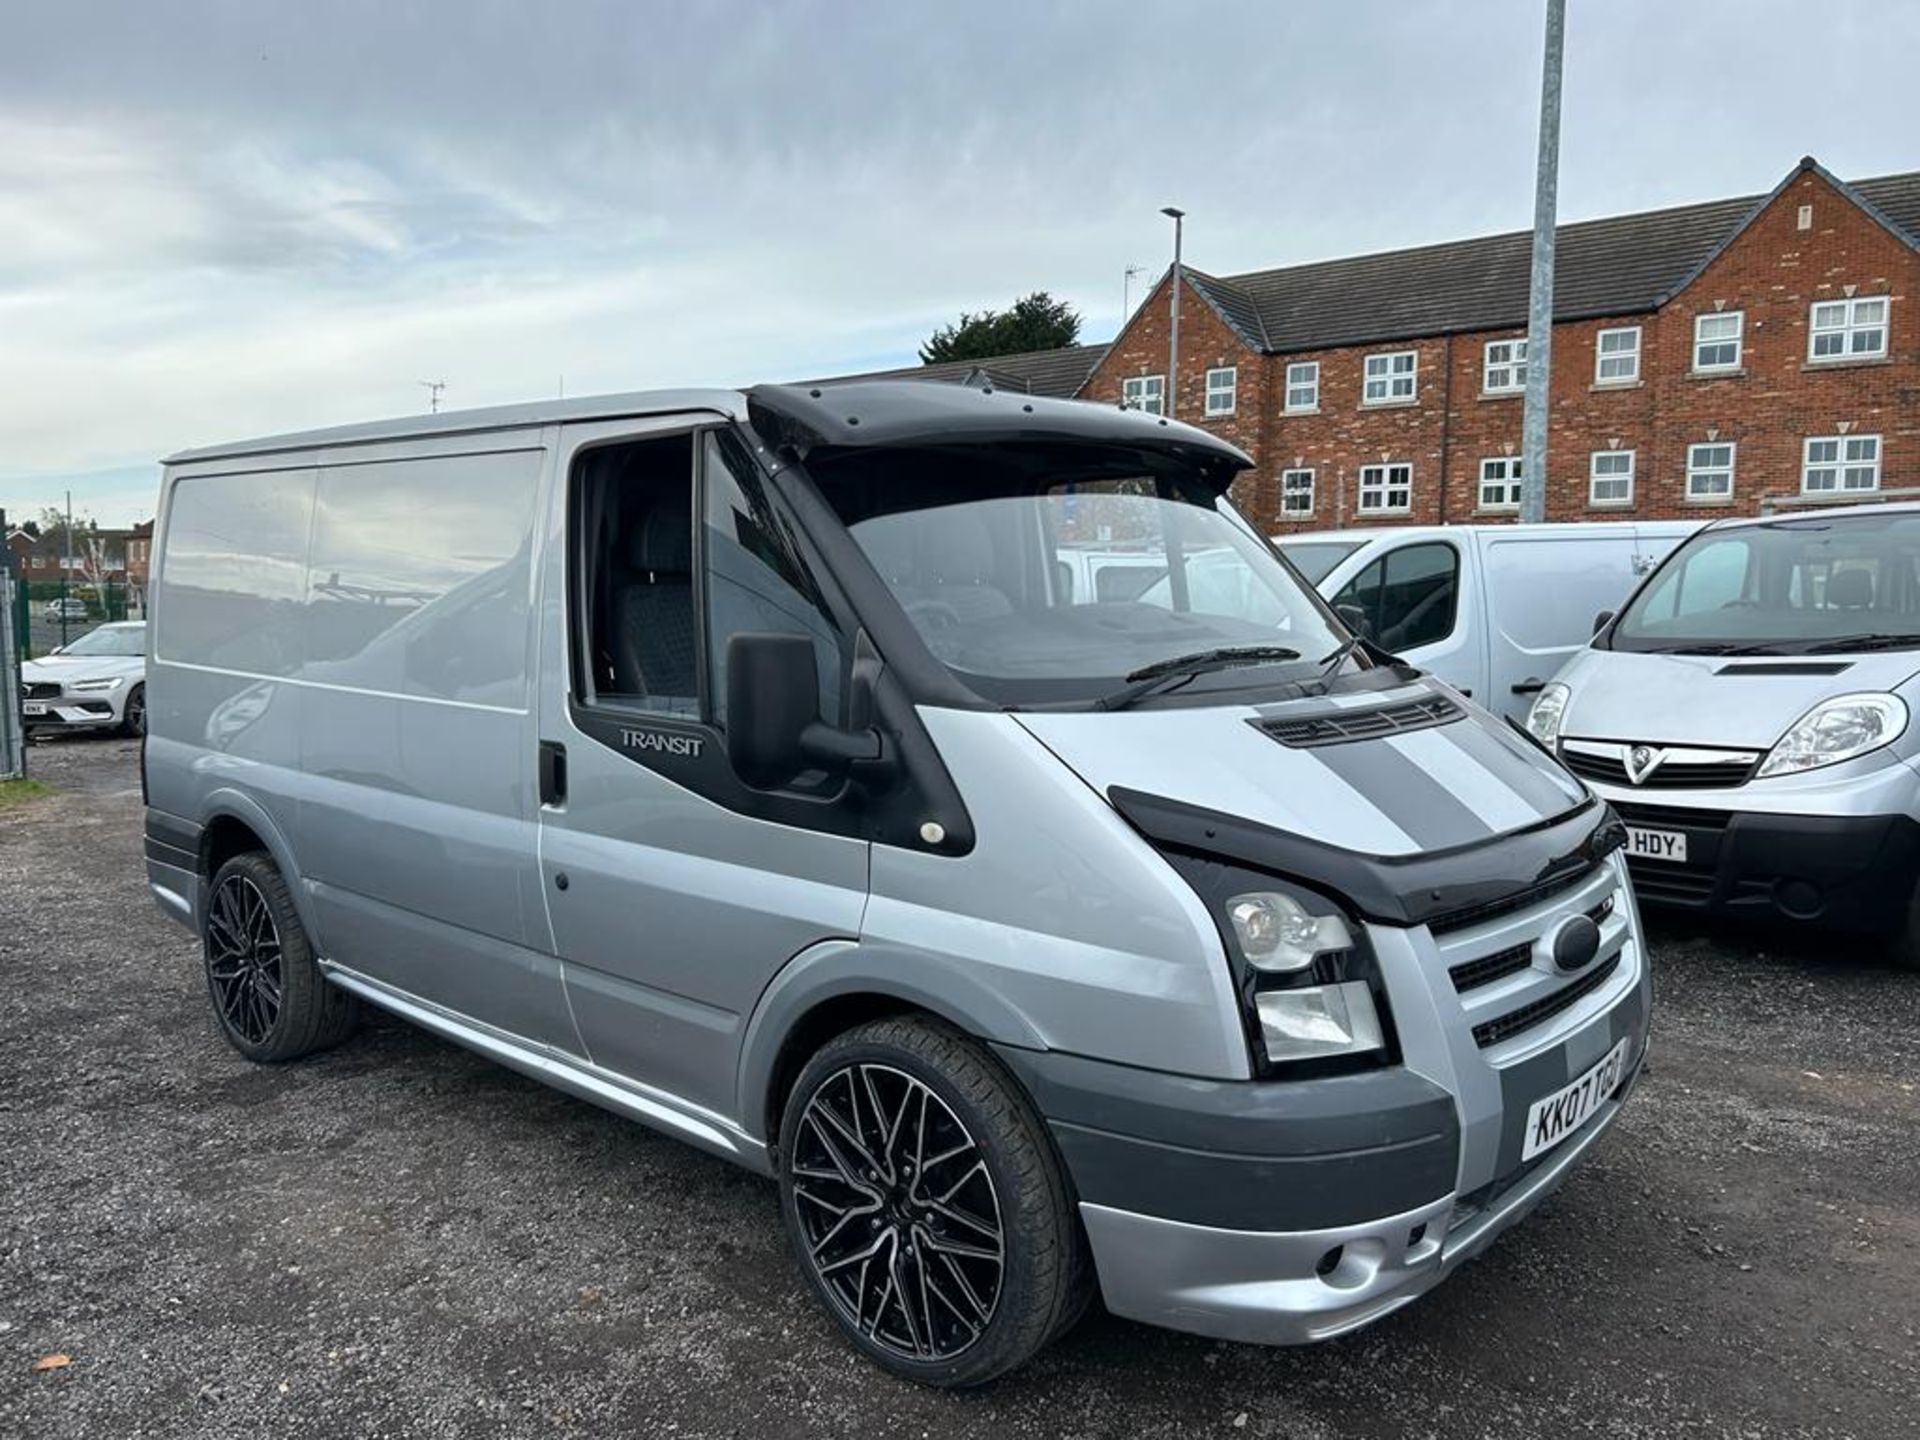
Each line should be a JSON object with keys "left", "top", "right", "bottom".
{"left": 906, "top": 600, "right": 963, "bottom": 633}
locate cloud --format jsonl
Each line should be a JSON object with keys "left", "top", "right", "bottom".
{"left": 3, "top": 0, "right": 1918, "bottom": 529}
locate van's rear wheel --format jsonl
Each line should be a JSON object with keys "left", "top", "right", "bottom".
{"left": 777, "top": 1016, "right": 1089, "bottom": 1387}
{"left": 203, "top": 852, "right": 358, "bottom": 1061}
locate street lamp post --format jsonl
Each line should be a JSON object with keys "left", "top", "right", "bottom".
{"left": 1162, "top": 207, "right": 1185, "bottom": 420}
{"left": 1519, "top": 0, "right": 1567, "bottom": 524}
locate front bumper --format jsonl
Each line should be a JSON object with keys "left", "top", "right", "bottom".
{"left": 21, "top": 695, "right": 120, "bottom": 728}
{"left": 1001, "top": 856, "right": 1652, "bottom": 1345}
{"left": 1606, "top": 800, "right": 1920, "bottom": 934}
{"left": 1079, "top": 1054, "right": 1643, "bottom": 1345}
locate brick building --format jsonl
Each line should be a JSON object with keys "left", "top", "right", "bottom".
{"left": 1076, "top": 157, "right": 1920, "bottom": 533}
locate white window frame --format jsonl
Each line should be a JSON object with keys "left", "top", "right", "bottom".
{"left": 1280, "top": 467, "right": 1315, "bottom": 516}
{"left": 1283, "top": 361, "right": 1320, "bottom": 413}
{"left": 1808, "top": 297, "right": 1889, "bottom": 362}
{"left": 1121, "top": 374, "right": 1165, "bottom": 415}
{"left": 1685, "top": 442, "right": 1736, "bottom": 502}
{"left": 1692, "top": 312, "right": 1744, "bottom": 372}
{"left": 1362, "top": 350, "right": 1417, "bottom": 405}
{"left": 1589, "top": 449, "right": 1636, "bottom": 506}
{"left": 1478, "top": 456, "right": 1524, "bottom": 511}
{"left": 1594, "top": 326, "right": 1642, "bottom": 385}
{"left": 1802, "top": 434, "right": 1882, "bottom": 494}
{"left": 1482, "top": 338, "right": 1527, "bottom": 394}
{"left": 1204, "top": 366, "right": 1237, "bottom": 416}
{"left": 1357, "top": 462, "right": 1413, "bottom": 514}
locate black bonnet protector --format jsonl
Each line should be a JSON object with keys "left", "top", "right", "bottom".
{"left": 746, "top": 380, "right": 1251, "bottom": 490}
{"left": 1111, "top": 785, "right": 1626, "bottom": 930}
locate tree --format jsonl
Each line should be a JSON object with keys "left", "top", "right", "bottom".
{"left": 920, "top": 291, "right": 1081, "bottom": 365}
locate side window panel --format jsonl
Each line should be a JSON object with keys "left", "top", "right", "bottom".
{"left": 156, "top": 469, "right": 314, "bottom": 676}
{"left": 573, "top": 432, "right": 699, "bottom": 718}
{"left": 701, "top": 430, "right": 846, "bottom": 727}
{"left": 1331, "top": 558, "right": 1386, "bottom": 639}
{"left": 1380, "top": 543, "right": 1459, "bottom": 650}
{"left": 306, "top": 450, "right": 538, "bottom": 705}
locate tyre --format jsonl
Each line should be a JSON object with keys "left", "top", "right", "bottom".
{"left": 119, "top": 683, "right": 146, "bottom": 737}
{"left": 203, "top": 851, "right": 358, "bottom": 1062}
{"left": 777, "top": 1015, "right": 1090, "bottom": 1387}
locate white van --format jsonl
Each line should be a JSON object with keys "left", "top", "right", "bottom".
{"left": 1279, "top": 523, "right": 1698, "bottom": 723}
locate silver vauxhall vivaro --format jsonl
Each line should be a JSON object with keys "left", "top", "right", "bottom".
{"left": 144, "top": 382, "right": 1650, "bottom": 1384}
{"left": 1529, "top": 501, "right": 1920, "bottom": 965}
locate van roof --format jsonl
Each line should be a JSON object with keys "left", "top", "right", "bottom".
{"left": 1275, "top": 520, "right": 1702, "bottom": 544}
{"left": 164, "top": 387, "right": 750, "bottom": 465}
{"left": 166, "top": 379, "right": 1254, "bottom": 480}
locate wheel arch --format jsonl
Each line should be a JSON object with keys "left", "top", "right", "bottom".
{"left": 193, "top": 790, "right": 321, "bottom": 943}
{"left": 739, "top": 939, "right": 1052, "bottom": 1149}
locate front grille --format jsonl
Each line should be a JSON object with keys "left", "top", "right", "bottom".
{"left": 1561, "top": 748, "right": 1757, "bottom": 789}
{"left": 1472, "top": 951, "right": 1623, "bottom": 1049}
{"left": 1427, "top": 864, "right": 1596, "bottom": 937}
{"left": 23, "top": 682, "right": 59, "bottom": 701}
{"left": 1260, "top": 692, "right": 1462, "bottom": 748}
{"left": 1450, "top": 942, "right": 1533, "bottom": 993}
{"left": 1612, "top": 802, "right": 1733, "bottom": 834}
{"left": 1627, "top": 863, "right": 1717, "bottom": 906}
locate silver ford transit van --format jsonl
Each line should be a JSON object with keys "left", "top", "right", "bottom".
{"left": 1529, "top": 501, "right": 1920, "bottom": 966}
{"left": 144, "top": 382, "right": 1649, "bottom": 1384}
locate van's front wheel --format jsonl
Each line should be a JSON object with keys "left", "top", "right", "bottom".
{"left": 777, "top": 1016, "right": 1088, "bottom": 1387}
{"left": 203, "top": 852, "right": 358, "bottom": 1061}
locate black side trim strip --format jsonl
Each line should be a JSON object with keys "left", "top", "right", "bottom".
{"left": 1109, "top": 786, "right": 1623, "bottom": 929}
{"left": 145, "top": 811, "right": 203, "bottom": 857}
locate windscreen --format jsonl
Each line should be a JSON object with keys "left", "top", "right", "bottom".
{"left": 57, "top": 624, "right": 146, "bottom": 657}
{"left": 815, "top": 455, "right": 1346, "bottom": 706}
{"left": 1278, "top": 540, "right": 1361, "bottom": 586}
{"left": 1612, "top": 511, "right": 1920, "bottom": 654}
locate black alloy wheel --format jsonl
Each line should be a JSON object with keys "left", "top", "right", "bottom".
{"left": 121, "top": 683, "right": 146, "bottom": 737}
{"left": 202, "top": 851, "right": 358, "bottom": 1062}
{"left": 790, "top": 1061, "right": 1007, "bottom": 1362}
{"left": 778, "top": 1016, "right": 1090, "bottom": 1386}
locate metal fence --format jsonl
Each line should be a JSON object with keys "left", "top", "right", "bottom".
{"left": 1, "top": 572, "right": 23, "bottom": 779}
{"left": 16, "top": 577, "right": 140, "bottom": 661}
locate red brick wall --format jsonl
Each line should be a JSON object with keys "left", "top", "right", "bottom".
{"left": 1088, "top": 166, "right": 1919, "bottom": 534}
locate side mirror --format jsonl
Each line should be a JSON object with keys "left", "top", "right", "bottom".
{"left": 1592, "top": 609, "right": 1614, "bottom": 637}
{"left": 1335, "top": 603, "right": 1372, "bottom": 640}
{"left": 48, "top": 645, "right": 63, "bottom": 656}
{"left": 725, "top": 633, "right": 882, "bottom": 790}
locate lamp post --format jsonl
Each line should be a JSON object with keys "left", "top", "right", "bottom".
{"left": 1519, "top": 0, "right": 1566, "bottom": 524}
{"left": 1161, "top": 206, "right": 1185, "bottom": 420}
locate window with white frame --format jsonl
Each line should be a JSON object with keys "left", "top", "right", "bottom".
{"left": 1808, "top": 297, "right": 1889, "bottom": 361}
{"left": 1280, "top": 468, "right": 1315, "bottom": 515}
{"left": 1589, "top": 449, "right": 1635, "bottom": 505}
{"left": 1204, "top": 366, "right": 1237, "bottom": 416}
{"left": 1686, "top": 442, "right": 1736, "bottom": 501}
{"left": 1478, "top": 456, "right": 1523, "bottom": 510}
{"left": 1802, "top": 434, "right": 1881, "bottom": 493}
{"left": 1693, "top": 312, "right": 1744, "bottom": 371}
{"left": 1483, "top": 339, "right": 1527, "bottom": 394}
{"left": 1284, "top": 361, "right": 1320, "bottom": 412}
{"left": 1362, "top": 351, "right": 1417, "bottom": 404}
{"left": 1358, "top": 462, "right": 1413, "bottom": 513}
{"left": 1594, "top": 327, "right": 1642, "bottom": 384}
{"left": 1121, "top": 374, "right": 1165, "bottom": 415}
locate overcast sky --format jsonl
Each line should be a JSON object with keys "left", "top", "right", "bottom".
{"left": 5, "top": 0, "right": 1917, "bottom": 527}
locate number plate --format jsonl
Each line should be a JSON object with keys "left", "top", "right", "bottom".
{"left": 22, "top": 703, "right": 46, "bottom": 717}
{"left": 1625, "top": 825, "right": 1687, "bottom": 863}
{"left": 1523, "top": 1038, "right": 1630, "bottom": 1161}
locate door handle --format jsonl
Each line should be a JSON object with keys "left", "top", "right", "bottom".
{"left": 1511, "top": 678, "right": 1547, "bottom": 695}
{"left": 539, "top": 741, "right": 568, "bottom": 806}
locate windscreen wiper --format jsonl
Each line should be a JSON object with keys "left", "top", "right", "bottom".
{"left": 1803, "top": 633, "right": 1920, "bottom": 654}
{"left": 1095, "top": 645, "right": 1302, "bottom": 711}
{"left": 1309, "top": 635, "right": 1367, "bottom": 692}
{"left": 1646, "top": 642, "right": 1793, "bottom": 656}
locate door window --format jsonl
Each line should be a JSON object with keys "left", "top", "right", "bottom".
{"left": 701, "top": 430, "right": 845, "bottom": 728}
{"left": 1332, "top": 542, "right": 1459, "bottom": 651}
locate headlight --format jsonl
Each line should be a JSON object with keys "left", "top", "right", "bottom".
{"left": 1757, "top": 692, "right": 1908, "bottom": 779}
{"left": 1526, "top": 681, "right": 1570, "bottom": 746}
{"left": 1255, "top": 982, "right": 1385, "bottom": 1063}
{"left": 1225, "top": 890, "right": 1353, "bottom": 973}
{"left": 68, "top": 676, "right": 126, "bottom": 692}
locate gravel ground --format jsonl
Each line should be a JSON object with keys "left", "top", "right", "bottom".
{"left": 4, "top": 736, "right": 1918, "bottom": 1439}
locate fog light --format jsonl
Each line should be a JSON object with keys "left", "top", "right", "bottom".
{"left": 1255, "top": 981, "right": 1384, "bottom": 1063}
